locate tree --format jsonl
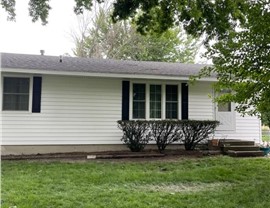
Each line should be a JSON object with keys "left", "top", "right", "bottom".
{"left": 262, "top": 112, "right": 270, "bottom": 128}
{"left": 198, "top": 1, "right": 270, "bottom": 116}
{"left": 1, "top": 0, "right": 98, "bottom": 25}
{"left": 72, "top": 6, "right": 200, "bottom": 63}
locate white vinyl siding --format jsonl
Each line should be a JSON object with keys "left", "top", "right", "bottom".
{"left": 2, "top": 75, "right": 122, "bottom": 145}
{"left": 215, "top": 112, "right": 261, "bottom": 143}
{"left": 189, "top": 82, "right": 214, "bottom": 120}
{"left": 1, "top": 75, "right": 261, "bottom": 145}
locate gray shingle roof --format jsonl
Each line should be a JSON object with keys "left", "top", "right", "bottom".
{"left": 1, "top": 53, "right": 211, "bottom": 77}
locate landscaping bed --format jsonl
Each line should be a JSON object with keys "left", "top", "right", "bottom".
{"left": 1, "top": 149, "right": 213, "bottom": 161}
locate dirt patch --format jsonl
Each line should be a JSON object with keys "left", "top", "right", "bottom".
{"left": 136, "top": 182, "right": 231, "bottom": 193}
{"left": 1, "top": 149, "right": 221, "bottom": 162}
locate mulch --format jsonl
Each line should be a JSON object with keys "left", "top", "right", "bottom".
{"left": 1, "top": 149, "right": 222, "bottom": 162}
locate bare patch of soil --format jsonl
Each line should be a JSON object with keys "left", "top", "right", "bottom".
{"left": 1, "top": 149, "right": 221, "bottom": 162}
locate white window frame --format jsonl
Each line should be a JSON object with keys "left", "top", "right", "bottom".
{"left": 1, "top": 74, "right": 33, "bottom": 113}
{"left": 149, "top": 84, "right": 162, "bottom": 119}
{"left": 129, "top": 80, "right": 182, "bottom": 120}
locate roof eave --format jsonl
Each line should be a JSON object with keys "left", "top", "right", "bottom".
{"left": 0, "top": 67, "right": 217, "bottom": 82}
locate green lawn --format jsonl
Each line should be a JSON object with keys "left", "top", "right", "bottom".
{"left": 1, "top": 156, "right": 270, "bottom": 208}
{"left": 262, "top": 134, "right": 270, "bottom": 142}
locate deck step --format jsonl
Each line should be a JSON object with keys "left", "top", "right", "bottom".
{"left": 209, "top": 139, "right": 264, "bottom": 157}
{"left": 223, "top": 146, "right": 260, "bottom": 152}
{"left": 218, "top": 139, "right": 255, "bottom": 147}
{"left": 227, "top": 150, "right": 264, "bottom": 157}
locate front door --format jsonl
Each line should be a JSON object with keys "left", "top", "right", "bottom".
{"left": 216, "top": 102, "right": 235, "bottom": 131}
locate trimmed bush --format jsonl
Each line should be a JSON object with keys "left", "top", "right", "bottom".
{"left": 117, "top": 120, "right": 219, "bottom": 152}
{"left": 180, "top": 120, "right": 220, "bottom": 150}
{"left": 117, "top": 120, "right": 151, "bottom": 152}
{"left": 149, "top": 120, "right": 182, "bottom": 152}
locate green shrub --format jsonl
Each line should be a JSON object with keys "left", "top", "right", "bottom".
{"left": 117, "top": 120, "right": 219, "bottom": 152}
{"left": 180, "top": 120, "right": 220, "bottom": 150}
{"left": 149, "top": 120, "right": 182, "bottom": 152}
{"left": 117, "top": 120, "right": 151, "bottom": 152}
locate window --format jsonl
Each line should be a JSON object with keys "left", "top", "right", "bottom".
{"left": 133, "top": 84, "right": 146, "bottom": 119}
{"left": 166, "top": 85, "right": 178, "bottom": 119}
{"left": 150, "top": 85, "right": 161, "bottom": 119}
{"left": 217, "top": 90, "right": 231, "bottom": 112}
{"left": 218, "top": 102, "right": 231, "bottom": 112}
{"left": 3, "top": 77, "right": 30, "bottom": 111}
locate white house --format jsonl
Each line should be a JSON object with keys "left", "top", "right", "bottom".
{"left": 0, "top": 53, "right": 261, "bottom": 155}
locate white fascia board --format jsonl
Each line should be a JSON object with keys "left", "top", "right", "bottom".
{"left": 1, "top": 67, "right": 217, "bottom": 82}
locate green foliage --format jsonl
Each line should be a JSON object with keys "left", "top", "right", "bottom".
{"left": 1, "top": 0, "right": 97, "bottom": 24}
{"left": 180, "top": 120, "right": 220, "bottom": 150}
{"left": 198, "top": 1, "right": 270, "bottom": 116}
{"left": 118, "top": 120, "right": 219, "bottom": 151}
{"left": 2, "top": 158, "right": 270, "bottom": 208}
{"left": 262, "top": 111, "right": 270, "bottom": 128}
{"left": 28, "top": 0, "right": 51, "bottom": 25}
{"left": 117, "top": 120, "right": 151, "bottom": 152}
{"left": 111, "top": 0, "right": 247, "bottom": 41}
{"left": 73, "top": 6, "right": 200, "bottom": 63}
{"left": 149, "top": 120, "right": 182, "bottom": 152}
{"left": 1, "top": 0, "right": 16, "bottom": 21}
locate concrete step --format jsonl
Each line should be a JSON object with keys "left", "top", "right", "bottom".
{"left": 218, "top": 139, "right": 255, "bottom": 147}
{"left": 223, "top": 146, "right": 260, "bottom": 152}
{"left": 227, "top": 150, "right": 264, "bottom": 157}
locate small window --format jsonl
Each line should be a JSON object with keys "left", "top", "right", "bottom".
{"left": 133, "top": 84, "right": 146, "bottom": 119}
{"left": 217, "top": 90, "right": 231, "bottom": 112}
{"left": 150, "top": 85, "right": 161, "bottom": 119}
{"left": 218, "top": 102, "right": 231, "bottom": 112}
{"left": 166, "top": 85, "right": 178, "bottom": 119}
{"left": 3, "top": 77, "right": 30, "bottom": 111}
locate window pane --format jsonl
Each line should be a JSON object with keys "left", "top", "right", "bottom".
{"left": 133, "top": 84, "right": 145, "bottom": 119}
{"left": 166, "top": 103, "right": 178, "bottom": 119}
{"left": 133, "top": 84, "right": 145, "bottom": 101}
{"left": 166, "top": 85, "right": 178, "bottom": 101}
{"left": 150, "top": 85, "right": 161, "bottom": 119}
{"left": 218, "top": 102, "right": 231, "bottom": 112}
{"left": 3, "top": 77, "right": 30, "bottom": 111}
{"left": 133, "top": 101, "right": 145, "bottom": 119}
{"left": 3, "top": 94, "right": 29, "bottom": 110}
{"left": 166, "top": 85, "right": 178, "bottom": 119}
{"left": 4, "top": 77, "right": 30, "bottom": 93}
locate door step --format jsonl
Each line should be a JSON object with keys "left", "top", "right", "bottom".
{"left": 223, "top": 146, "right": 260, "bottom": 152}
{"left": 227, "top": 150, "right": 264, "bottom": 157}
{"left": 209, "top": 139, "right": 264, "bottom": 157}
{"left": 219, "top": 139, "right": 255, "bottom": 147}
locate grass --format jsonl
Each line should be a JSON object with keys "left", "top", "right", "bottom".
{"left": 1, "top": 156, "right": 270, "bottom": 208}
{"left": 262, "top": 134, "right": 270, "bottom": 142}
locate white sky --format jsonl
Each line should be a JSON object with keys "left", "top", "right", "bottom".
{"left": 0, "top": 0, "right": 80, "bottom": 56}
{"left": 0, "top": 0, "right": 208, "bottom": 63}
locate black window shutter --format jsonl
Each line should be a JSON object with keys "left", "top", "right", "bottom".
{"left": 122, "top": 81, "right": 130, "bottom": 120}
{"left": 32, "top": 76, "right": 42, "bottom": 113}
{"left": 181, "top": 83, "right": 188, "bottom": 120}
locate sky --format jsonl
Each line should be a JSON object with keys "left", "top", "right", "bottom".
{"left": 0, "top": 0, "right": 208, "bottom": 63}
{"left": 0, "top": 0, "right": 80, "bottom": 56}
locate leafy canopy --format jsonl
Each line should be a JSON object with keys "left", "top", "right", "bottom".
{"left": 199, "top": 1, "right": 270, "bottom": 115}
{"left": 72, "top": 6, "right": 200, "bottom": 63}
